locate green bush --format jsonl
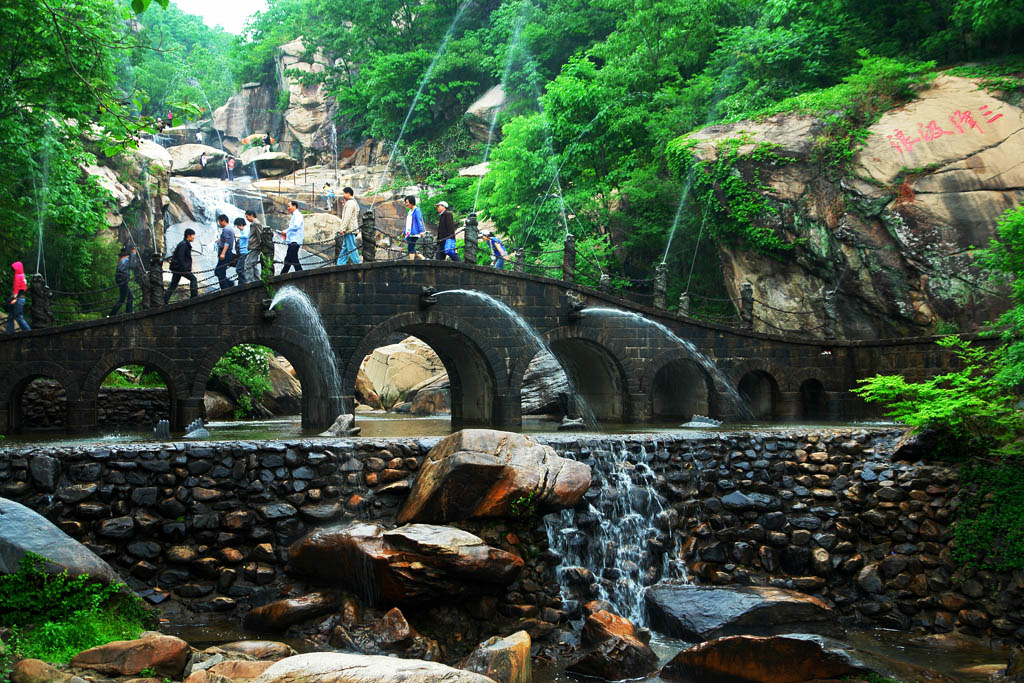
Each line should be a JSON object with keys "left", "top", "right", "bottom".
{"left": 0, "top": 553, "right": 150, "bottom": 669}
{"left": 210, "top": 345, "right": 274, "bottom": 419}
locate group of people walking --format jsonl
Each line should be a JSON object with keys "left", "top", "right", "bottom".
{"left": 4, "top": 191, "right": 511, "bottom": 332}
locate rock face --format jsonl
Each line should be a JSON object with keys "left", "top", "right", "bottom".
{"left": 286, "top": 521, "right": 523, "bottom": 604}
{"left": 406, "top": 373, "right": 450, "bottom": 416}
{"left": 243, "top": 592, "right": 340, "bottom": 632}
{"left": 71, "top": 634, "right": 190, "bottom": 677}
{"left": 568, "top": 610, "right": 659, "bottom": 681}
{"left": 659, "top": 634, "right": 862, "bottom": 682}
{"left": 644, "top": 584, "right": 837, "bottom": 642}
{"left": 238, "top": 150, "right": 299, "bottom": 178}
{"left": 397, "top": 429, "right": 592, "bottom": 524}
{"left": 255, "top": 652, "right": 494, "bottom": 683}
{"left": 167, "top": 144, "right": 226, "bottom": 175}
{"left": 684, "top": 75, "right": 1023, "bottom": 338}
{"left": 521, "top": 351, "right": 570, "bottom": 415}
{"left": 461, "top": 631, "right": 532, "bottom": 683}
{"left": 276, "top": 39, "right": 336, "bottom": 166}
{"left": 0, "top": 496, "right": 122, "bottom": 585}
{"left": 362, "top": 337, "right": 446, "bottom": 410}
{"left": 465, "top": 85, "right": 507, "bottom": 141}
{"left": 213, "top": 83, "right": 280, "bottom": 152}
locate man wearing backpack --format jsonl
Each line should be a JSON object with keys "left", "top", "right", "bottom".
{"left": 108, "top": 245, "right": 138, "bottom": 316}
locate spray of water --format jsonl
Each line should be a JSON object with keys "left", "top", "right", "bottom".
{"left": 583, "top": 307, "right": 754, "bottom": 420}
{"left": 436, "top": 289, "right": 599, "bottom": 428}
{"left": 370, "top": 0, "right": 472, "bottom": 211}
{"left": 269, "top": 285, "right": 342, "bottom": 401}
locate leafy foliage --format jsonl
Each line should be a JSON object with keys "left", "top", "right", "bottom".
{"left": 210, "top": 345, "right": 274, "bottom": 418}
{"left": 0, "top": 553, "right": 150, "bottom": 667}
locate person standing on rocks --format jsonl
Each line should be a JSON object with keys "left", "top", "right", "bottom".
{"left": 5, "top": 261, "right": 30, "bottom": 332}
{"left": 336, "top": 187, "right": 361, "bottom": 265}
{"left": 280, "top": 200, "right": 304, "bottom": 273}
{"left": 108, "top": 245, "right": 138, "bottom": 317}
{"left": 403, "top": 195, "right": 425, "bottom": 261}
{"left": 214, "top": 214, "right": 236, "bottom": 289}
{"left": 234, "top": 217, "right": 250, "bottom": 285}
{"left": 164, "top": 228, "right": 198, "bottom": 303}
{"left": 433, "top": 201, "right": 460, "bottom": 261}
{"left": 245, "top": 210, "right": 270, "bottom": 279}
{"left": 225, "top": 156, "right": 236, "bottom": 181}
{"left": 200, "top": 151, "right": 209, "bottom": 178}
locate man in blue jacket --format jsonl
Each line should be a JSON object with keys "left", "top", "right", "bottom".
{"left": 403, "top": 195, "right": 425, "bottom": 261}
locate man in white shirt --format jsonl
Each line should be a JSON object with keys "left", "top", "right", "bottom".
{"left": 336, "top": 187, "right": 361, "bottom": 265}
{"left": 280, "top": 200, "right": 304, "bottom": 273}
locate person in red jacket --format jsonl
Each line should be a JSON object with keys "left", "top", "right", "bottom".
{"left": 6, "top": 261, "right": 30, "bottom": 332}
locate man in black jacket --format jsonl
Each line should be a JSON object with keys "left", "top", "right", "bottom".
{"left": 164, "top": 228, "right": 198, "bottom": 303}
{"left": 433, "top": 201, "right": 460, "bottom": 261}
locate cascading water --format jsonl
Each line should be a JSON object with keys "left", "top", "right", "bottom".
{"left": 435, "top": 289, "right": 599, "bottom": 427}
{"left": 546, "top": 438, "right": 685, "bottom": 625}
{"left": 583, "top": 307, "right": 754, "bottom": 420}
{"left": 269, "top": 285, "right": 342, "bottom": 401}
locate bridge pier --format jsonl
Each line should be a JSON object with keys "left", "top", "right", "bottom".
{"left": 66, "top": 399, "right": 97, "bottom": 433}
{"left": 175, "top": 397, "right": 204, "bottom": 433}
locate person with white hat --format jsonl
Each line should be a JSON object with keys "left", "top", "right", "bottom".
{"left": 434, "top": 200, "right": 460, "bottom": 261}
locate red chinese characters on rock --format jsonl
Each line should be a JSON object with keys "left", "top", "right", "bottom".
{"left": 886, "top": 106, "right": 1004, "bottom": 156}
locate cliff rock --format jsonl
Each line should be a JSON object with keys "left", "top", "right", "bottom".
{"left": 684, "top": 75, "right": 1023, "bottom": 338}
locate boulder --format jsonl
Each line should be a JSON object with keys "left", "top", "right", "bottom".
{"left": 264, "top": 356, "right": 302, "bottom": 415}
{"left": 362, "top": 337, "right": 445, "bottom": 410}
{"left": 213, "top": 83, "right": 279, "bottom": 144}
{"left": 683, "top": 75, "right": 1024, "bottom": 338}
{"left": 354, "top": 370, "right": 381, "bottom": 410}
{"left": 319, "top": 414, "right": 360, "bottom": 437}
{"left": 12, "top": 659, "right": 79, "bottom": 683}
{"left": 643, "top": 584, "right": 838, "bottom": 642}
{"left": 204, "top": 391, "right": 234, "bottom": 420}
{"left": 568, "top": 610, "right": 658, "bottom": 681}
{"left": 255, "top": 653, "right": 492, "bottom": 683}
{"left": 238, "top": 150, "right": 298, "bottom": 178}
{"left": 71, "top": 635, "right": 189, "bottom": 677}
{"left": 461, "top": 631, "right": 531, "bottom": 683}
{"left": 167, "top": 145, "right": 225, "bottom": 175}
{"left": 521, "top": 351, "right": 570, "bottom": 415}
{"left": 286, "top": 521, "right": 523, "bottom": 604}
{"left": 659, "top": 634, "right": 863, "bottom": 682}
{"left": 397, "top": 429, "right": 592, "bottom": 524}
{"left": 465, "top": 85, "right": 507, "bottom": 141}
{"left": 0, "top": 497, "right": 122, "bottom": 585}
{"left": 406, "top": 373, "right": 450, "bottom": 416}
{"left": 243, "top": 592, "right": 340, "bottom": 632}
{"left": 217, "top": 641, "right": 297, "bottom": 660}
{"left": 458, "top": 162, "right": 490, "bottom": 177}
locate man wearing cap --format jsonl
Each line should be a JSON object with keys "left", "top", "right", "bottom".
{"left": 433, "top": 200, "right": 460, "bottom": 261}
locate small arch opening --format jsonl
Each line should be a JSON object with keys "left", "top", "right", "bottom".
{"left": 548, "top": 338, "right": 628, "bottom": 421}
{"left": 9, "top": 376, "right": 69, "bottom": 432}
{"left": 355, "top": 334, "right": 452, "bottom": 428}
{"left": 651, "top": 359, "right": 711, "bottom": 422}
{"left": 204, "top": 344, "right": 302, "bottom": 423}
{"left": 738, "top": 370, "right": 778, "bottom": 421}
{"left": 800, "top": 378, "right": 827, "bottom": 421}
{"left": 96, "top": 364, "right": 171, "bottom": 430}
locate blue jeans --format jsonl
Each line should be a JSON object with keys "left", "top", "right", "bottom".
{"left": 236, "top": 252, "right": 249, "bottom": 284}
{"left": 336, "top": 234, "right": 361, "bottom": 265}
{"left": 494, "top": 257, "right": 505, "bottom": 269}
{"left": 6, "top": 295, "right": 30, "bottom": 332}
{"left": 215, "top": 254, "right": 235, "bottom": 289}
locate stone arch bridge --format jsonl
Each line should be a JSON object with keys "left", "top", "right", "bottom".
{"left": 0, "top": 262, "right": 954, "bottom": 433}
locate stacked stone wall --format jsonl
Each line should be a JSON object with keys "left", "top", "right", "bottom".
{"left": 19, "top": 381, "right": 169, "bottom": 429}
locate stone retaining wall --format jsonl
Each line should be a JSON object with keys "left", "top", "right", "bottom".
{"left": 20, "top": 381, "right": 169, "bottom": 429}
{"left": 1, "top": 429, "right": 1020, "bottom": 645}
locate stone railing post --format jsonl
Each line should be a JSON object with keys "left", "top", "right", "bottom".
{"left": 29, "top": 274, "right": 53, "bottom": 328}
{"left": 513, "top": 247, "right": 525, "bottom": 273}
{"left": 419, "top": 230, "right": 436, "bottom": 260}
{"left": 824, "top": 290, "right": 837, "bottom": 340}
{"left": 740, "top": 282, "right": 754, "bottom": 329}
{"left": 678, "top": 292, "right": 690, "bottom": 316}
{"left": 463, "top": 213, "right": 479, "bottom": 264}
{"left": 562, "top": 233, "right": 576, "bottom": 282}
{"left": 599, "top": 273, "right": 611, "bottom": 294}
{"left": 148, "top": 253, "right": 163, "bottom": 306}
{"left": 654, "top": 262, "right": 668, "bottom": 310}
{"left": 360, "top": 209, "right": 376, "bottom": 262}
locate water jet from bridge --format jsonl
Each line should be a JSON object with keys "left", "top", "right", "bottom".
{"left": 435, "top": 289, "right": 599, "bottom": 428}
{"left": 583, "top": 307, "right": 754, "bottom": 421}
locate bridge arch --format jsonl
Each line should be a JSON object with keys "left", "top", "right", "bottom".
{"left": 343, "top": 311, "right": 514, "bottom": 428}
{"left": 641, "top": 349, "right": 717, "bottom": 422}
{"left": 1, "top": 361, "right": 81, "bottom": 433}
{"left": 80, "top": 348, "right": 184, "bottom": 431}
{"left": 523, "top": 327, "right": 632, "bottom": 422}
{"left": 730, "top": 360, "right": 783, "bottom": 421}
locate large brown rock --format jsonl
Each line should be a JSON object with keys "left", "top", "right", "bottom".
{"left": 218, "top": 641, "right": 297, "bottom": 660}
{"left": 71, "top": 635, "right": 189, "bottom": 677}
{"left": 264, "top": 356, "right": 302, "bottom": 415}
{"left": 568, "top": 610, "right": 658, "bottom": 681}
{"left": 287, "top": 521, "right": 523, "bottom": 604}
{"left": 362, "top": 338, "right": 445, "bottom": 410}
{"left": 167, "top": 144, "right": 225, "bottom": 175}
{"left": 644, "top": 584, "right": 838, "bottom": 642}
{"left": 684, "top": 75, "right": 1023, "bottom": 338}
{"left": 253, "top": 652, "right": 493, "bottom": 683}
{"left": 12, "top": 659, "right": 77, "bottom": 683}
{"left": 659, "top": 634, "right": 862, "bottom": 682}
{"left": 465, "top": 85, "right": 507, "bottom": 142}
{"left": 243, "top": 592, "right": 341, "bottom": 632}
{"left": 397, "top": 429, "right": 592, "bottom": 524}
{"left": 461, "top": 631, "right": 531, "bottom": 683}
